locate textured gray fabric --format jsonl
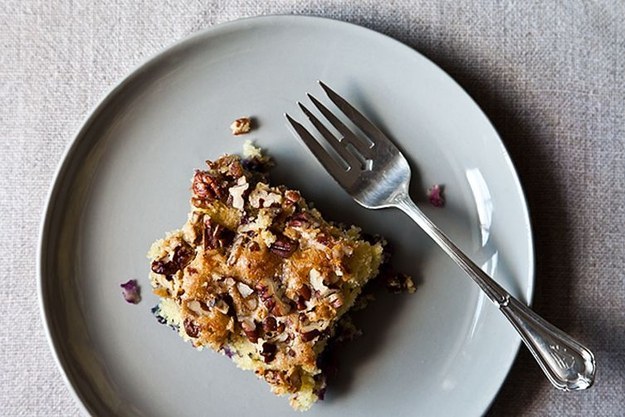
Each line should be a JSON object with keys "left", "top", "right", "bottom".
{"left": 1, "top": 1, "right": 623, "bottom": 416}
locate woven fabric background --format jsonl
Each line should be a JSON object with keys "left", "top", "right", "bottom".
{"left": 1, "top": 1, "right": 623, "bottom": 416}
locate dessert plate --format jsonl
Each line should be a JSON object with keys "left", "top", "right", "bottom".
{"left": 39, "top": 15, "right": 534, "bottom": 417}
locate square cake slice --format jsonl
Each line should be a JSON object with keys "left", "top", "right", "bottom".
{"left": 148, "top": 149, "right": 384, "bottom": 411}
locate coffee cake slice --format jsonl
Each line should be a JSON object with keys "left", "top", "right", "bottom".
{"left": 148, "top": 149, "right": 384, "bottom": 411}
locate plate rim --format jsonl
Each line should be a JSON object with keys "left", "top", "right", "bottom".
{"left": 37, "top": 14, "right": 535, "bottom": 417}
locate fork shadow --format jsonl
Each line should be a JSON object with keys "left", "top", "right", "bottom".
{"left": 324, "top": 282, "right": 420, "bottom": 402}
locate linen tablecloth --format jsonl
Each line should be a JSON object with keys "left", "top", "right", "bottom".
{"left": 1, "top": 1, "right": 623, "bottom": 415}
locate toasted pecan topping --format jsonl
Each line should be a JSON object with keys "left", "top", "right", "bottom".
{"left": 148, "top": 151, "right": 399, "bottom": 411}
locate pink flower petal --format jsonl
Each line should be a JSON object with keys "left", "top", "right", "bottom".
{"left": 120, "top": 279, "right": 141, "bottom": 304}
{"left": 427, "top": 184, "right": 445, "bottom": 208}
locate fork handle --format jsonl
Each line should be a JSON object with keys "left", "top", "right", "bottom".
{"left": 394, "top": 194, "right": 596, "bottom": 391}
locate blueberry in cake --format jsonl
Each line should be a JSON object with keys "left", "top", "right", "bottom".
{"left": 148, "top": 144, "right": 392, "bottom": 410}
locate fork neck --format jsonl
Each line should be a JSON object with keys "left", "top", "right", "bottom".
{"left": 391, "top": 192, "right": 510, "bottom": 306}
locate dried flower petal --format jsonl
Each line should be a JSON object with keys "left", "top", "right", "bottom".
{"left": 120, "top": 279, "right": 141, "bottom": 304}
{"left": 427, "top": 184, "right": 445, "bottom": 207}
{"left": 222, "top": 346, "right": 235, "bottom": 358}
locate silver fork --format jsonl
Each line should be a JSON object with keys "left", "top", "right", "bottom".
{"left": 285, "top": 81, "right": 595, "bottom": 391}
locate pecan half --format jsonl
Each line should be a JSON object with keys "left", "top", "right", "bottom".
{"left": 192, "top": 171, "right": 225, "bottom": 201}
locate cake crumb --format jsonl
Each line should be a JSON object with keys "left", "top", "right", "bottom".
{"left": 242, "top": 139, "right": 262, "bottom": 158}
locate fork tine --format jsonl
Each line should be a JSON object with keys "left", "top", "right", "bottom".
{"left": 285, "top": 113, "right": 350, "bottom": 180}
{"left": 306, "top": 93, "right": 373, "bottom": 158}
{"left": 318, "top": 81, "right": 393, "bottom": 152}
{"left": 297, "top": 102, "right": 362, "bottom": 169}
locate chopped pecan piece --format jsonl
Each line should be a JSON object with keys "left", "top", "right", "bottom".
{"left": 183, "top": 318, "right": 200, "bottom": 338}
{"left": 230, "top": 117, "right": 252, "bottom": 135}
{"left": 263, "top": 316, "right": 278, "bottom": 333}
{"left": 315, "top": 233, "right": 332, "bottom": 246}
{"left": 284, "top": 190, "right": 301, "bottom": 204}
{"left": 300, "top": 329, "right": 320, "bottom": 342}
{"left": 150, "top": 259, "right": 178, "bottom": 276}
{"left": 260, "top": 342, "right": 277, "bottom": 363}
{"left": 256, "top": 281, "right": 291, "bottom": 316}
{"left": 298, "top": 285, "right": 312, "bottom": 301}
{"left": 226, "top": 158, "right": 244, "bottom": 178}
{"left": 287, "top": 212, "right": 314, "bottom": 228}
{"left": 204, "top": 218, "right": 235, "bottom": 250}
{"left": 173, "top": 244, "right": 194, "bottom": 268}
{"left": 269, "top": 235, "right": 298, "bottom": 258}
{"left": 295, "top": 296, "right": 307, "bottom": 311}
{"left": 382, "top": 266, "right": 416, "bottom": 294}
{"left": 151, "top": 243, "right": 194, "bottom": 276}
{"left": 276, "top": 321, "right": 286, "bottom": 334}
{"left": 241, "top": 319, "right": 259, "bottom": 343}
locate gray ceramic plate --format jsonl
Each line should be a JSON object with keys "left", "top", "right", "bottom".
{"left": 39, "top": 15, "right": 534, "bottom": 417}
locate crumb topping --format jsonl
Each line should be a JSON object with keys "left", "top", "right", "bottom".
{"left": 149, "top": 151, "right": 384, "bottom": 410}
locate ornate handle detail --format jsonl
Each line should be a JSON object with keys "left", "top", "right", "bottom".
{"left": 501, "top": 296, "right": 595, "bottom": 390}
{"left": 395, "top": 194, "right": 596, "bottom": 390}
